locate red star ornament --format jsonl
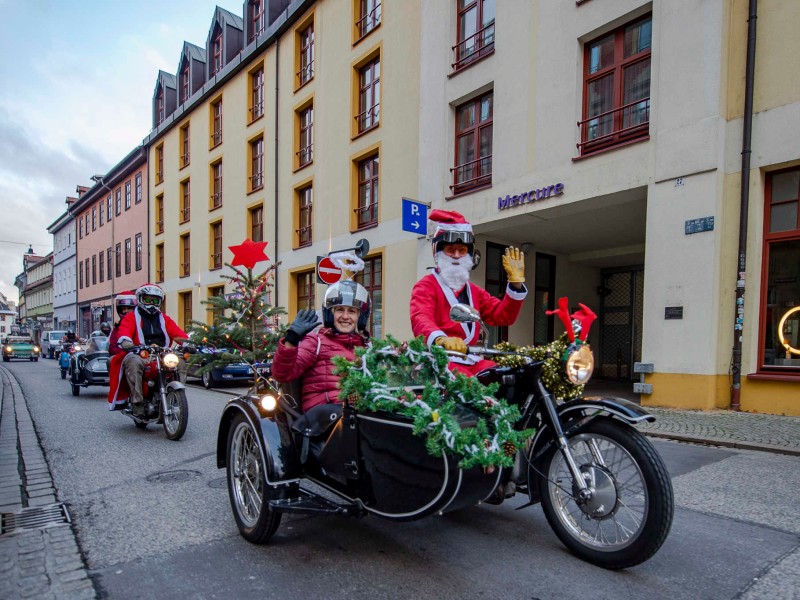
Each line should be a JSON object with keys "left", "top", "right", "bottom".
{"left": 229, "top": 239, "right": 270, "bottom": 269}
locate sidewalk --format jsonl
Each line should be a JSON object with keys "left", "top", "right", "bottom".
{"left": 0, "top": 368, "right": 798, "bottom": 599}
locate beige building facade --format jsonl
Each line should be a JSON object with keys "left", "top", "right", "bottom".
{"left": 145, "top": 0, "right": 799, "bottom": 415}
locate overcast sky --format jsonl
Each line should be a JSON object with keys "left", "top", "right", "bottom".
{"left": 0, "top": 0, "right": 243, "bottom": 302}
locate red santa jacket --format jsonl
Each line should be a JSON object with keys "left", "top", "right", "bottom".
{"left": 410, "top": 271, "right": 527, "bottom": 375}
{"left": 107, "top": 309, "right": 188, "bottom": 409}
{"left": 272, "top": 328, "right": 368, "bottom": 412}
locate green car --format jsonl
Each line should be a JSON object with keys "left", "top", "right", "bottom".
{"left": 2, "top": 336, "right": 40, "bottom": 362}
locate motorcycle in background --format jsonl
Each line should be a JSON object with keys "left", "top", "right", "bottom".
{"left": 69, "top": 335, "right": 110, "bottom": 395}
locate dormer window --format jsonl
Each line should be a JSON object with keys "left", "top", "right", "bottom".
{"left": 156, "top": 89, "right": 165, "bottom": 125}
{"left": 181, "top": 64, "right": 190, "bottom": 103}
{"left": 212, "top": 31, "right": 223, "bottom": 75}
{"left": 250, "top": 0, "right": 266, "bottom": 42}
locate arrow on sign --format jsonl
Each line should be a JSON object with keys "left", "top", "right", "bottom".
{"left": 411, "top": 220, "right": 420, "bottom": 230}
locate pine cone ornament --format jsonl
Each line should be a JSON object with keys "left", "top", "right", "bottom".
{"left": 347, "top": 392, "right": 360, "bottom": 404}
{"left": 503, "top": 441, "right": 516, "bottom": 457}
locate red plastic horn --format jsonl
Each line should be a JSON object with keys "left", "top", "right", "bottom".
{"left": 546, "top": 297, "right": 575, "bottom": 342}
{"left": 570, "top": 303, "right": 597, "bottom": 342}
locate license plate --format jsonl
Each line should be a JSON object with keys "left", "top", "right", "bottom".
{"left": 246, "top": 368, "right": 253, "bottom": 375}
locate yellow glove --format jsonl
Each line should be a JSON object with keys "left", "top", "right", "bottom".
{"left": 435, "top": 336, "right": 467, "bottom": 354}
{"left": 502, "top": 246, "right": 525, "bottom": 284}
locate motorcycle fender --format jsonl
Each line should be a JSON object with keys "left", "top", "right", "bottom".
{"left": 165, "top": 381, "right": 186, "bottom": 392}
{"left": 216, "top": 397, "right": 299, "bottom": 491}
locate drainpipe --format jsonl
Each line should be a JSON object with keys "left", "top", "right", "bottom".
{"left": 273, "top": 38, "right": 280, "bottom": 303}
{"left": 730, "top": 0, "right": 758, "bottom": 411}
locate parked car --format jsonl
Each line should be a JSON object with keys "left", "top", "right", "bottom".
{"left": 2, "top": 336, "right": 40, "bottom": 362}
{"left": 42, "top": 330, "right": 68, "bottom": 359}
{"left": 187, "top": 347, "right": 271, "bottom": 389}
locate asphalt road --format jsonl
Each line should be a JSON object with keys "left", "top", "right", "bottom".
{"left": 6, "top": 358, "right": 800, "bottom": 600}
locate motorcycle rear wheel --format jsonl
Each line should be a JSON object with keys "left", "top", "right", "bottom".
{"left": 60, "top": 369, "right": 67, "bottom": 380}
{"left": 227, "top": 413, "right": 281, "bottom": 543}
{"left": 71, "top": 383, "right": 80, "bottom": 396}
{"left": 163, "top": 389, "right": 188, "bottom": 441}
{"left": 535, "top": 418, "right": 673, "bottom": 569}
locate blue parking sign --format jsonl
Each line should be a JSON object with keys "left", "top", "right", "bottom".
{"left": 402, "top": 198, "right": 427, "bottom": 234}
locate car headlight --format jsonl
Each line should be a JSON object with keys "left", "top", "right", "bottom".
{"left": 5, "top": 346, "right": 11, "bottom": 352}
{"left": 565, "top": 344, "right": 594, "bottom": 385}
{"left": 33, "top": 346, "right": 40, "bottom": 353}
{"left": 163, "top": 353, "right": 180, "bottom": 368}
{"left": 260, "top": 394, "right": 277, "bottom": 412}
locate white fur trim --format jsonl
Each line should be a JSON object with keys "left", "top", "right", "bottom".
{"left": 505, "top": 283, "right": 528, "bottom": 300}
{"left": 328, "top": 251, "right": 365, "bottom": 273}
{"left": 431, "top": 271, "right": 477, "bottom": 344}
{"left": 427, "top": 330, "right": 447, "bottom": 349}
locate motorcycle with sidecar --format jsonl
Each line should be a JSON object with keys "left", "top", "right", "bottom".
{"left": 216, "top": 301, "right": 674, "bottom": 570}
{"left": 69, "top": 335, "right": 110, "bottom": 395}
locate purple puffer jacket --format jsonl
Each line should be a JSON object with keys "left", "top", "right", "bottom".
{"left": 272, "top": 328, "right": 368, "bottom": 412}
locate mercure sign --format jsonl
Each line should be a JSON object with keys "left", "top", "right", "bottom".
{"left": 497, "top": 182, "right": 564, "bottom": 211}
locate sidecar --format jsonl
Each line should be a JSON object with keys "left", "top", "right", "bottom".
{"left": 68, "top": 336, "right": 110, "bottom": 396}
{"left": 217, "top": 387, "right": 502, "bottom": 542}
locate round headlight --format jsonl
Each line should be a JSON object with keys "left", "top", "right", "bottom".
{"left": 73, "top": 344, "right": 82, "bottom": 351}
{"left": 565, "top": 344, "right": 594, "bottom": 385}
{"left": 33, "top": 346, "right": 40, "bottom": 352}
{"left": 163, "top": 353, "right": 180, "bottom": 368}
{"left": 260, "top": 394, "right": 277, "bottom": 412}
{"left": 5, "top": 346, "right": 11, "bottom": 352}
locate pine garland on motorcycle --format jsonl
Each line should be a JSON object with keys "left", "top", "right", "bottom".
{"left": 188, "top": 239, "right": 286, "bottom": 390}
{"left": 334, "top": 335, "right": 535, "bottom": 469}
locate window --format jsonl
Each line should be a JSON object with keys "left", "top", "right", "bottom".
{"left": 211, "top": 161, "right": 223, "bottom": 209}
{"left": 355, "top": 154, "right": 379, "bottom": 229}
{"left": 249, "top": 205, "right": 264, "bottom": 242}
{"left": 181, "top": 64, "right": 190, "bottom": 104}
{"left": 180, "top": 123, "right": 190, "bottom": 168}
{"left": 297, "top": 104, "right": 313, "bottom": 167}
{"left": 99, "top": 201, "right": 104, "bottom": 227}
{"left": 180, "top": 291, "right": 193, "bottom": 332}
{"left": 107, "top": 248, "right": 113, "bottom": 281}
{"left": 249, "top": 0, "right": 266, "bottom": 42}
{"left": 452, "top": 91, "right": 493, "bottom": 194}
{"left": 92, "top": 208, "right": 97, "bottom": 231}
{"left": 135, "top": 173, "right": 142, "bottom": 204}
{"left": 296, "top": 270, "right": 316, "bottom": 312}
{"left": 124, "top": 238, "right": 132, "bottom": 274}
{"left": 533, "top": 253, "right": 556, "bottom": 345}
{"left": 85, "top": 214, "right": 89, "bottom": 235}
{"left": 250, "top": 136, "right": 264, "bottom": 191}
{"left": 579, "top": 14, "right": 651, "bottom": 155}
{"left": 250, "top": 66, "right": 264, "bottom": 121}
{"left": 156, "top": 88, "right": 165, "bottom": 125}
{"left": 156, "top": 144, "right": 164, "bottom": 184}
{"left": 356, "top": 58, "right": 380, "bottom": 134}
{"left": 156, "top": 243, "right": 165, "bottom": 283}
{"left": 91, "top": 255, "right": 97, "bottom": 286}
{"left": 125, "top": 182, "right": 131, "bottom": 209}
{"left": 354, "top": 255, "right": 382, "bottom": 338}
{"left": 759, "top": 167, "right": 800, "bottom": 375}
{"left": 115, "top": 243, "right": 122, "bottom": 277}
{"left": 156, "top": 194, "right": 164, "bottom": 234}
{"left": 484, "top": 242, "right": 509, "bottom": 345}
{"left": 211, "top": 30, "right": 223, "bottom": 75}
{"left": 180, "top": 179, "right": 191, "bottom": 223}
{"left": 298, "top": 23, "right": 314, "bottom": 87}
{"left": 296, "top": 185, "right": 313, "bottom": 247}
{"left": 208, "top": 285, "right": 225, "bottom": 326}
{"left": 355, "top": 0, "right": 381, "bottom": 41}
{"left": 135, "top": 233, "right": 142, "bottom": 271}
{"left": 115, "top": 188, "right": 122, "bottom": 215}
{"left": 79, "top": 219, "right": 83, "bottom": 239}
{"left": 210, "top": 98, "right": 223, "bottom": 147}
{"left": 79, "top": 265, "right": 83, "bottom": 289}
{"left": 180, "top": 234, "right": 191, "bottom": 277}
{"left": 106, "top": 194, "right": 112, "bottom": 221}
{"left": 99, "top": 252, "right": 104, "bottom": 283}
{"left": 211, "top": 221, "right": 223, "bottom": 269}
{"left": 453, "top": 0, "right": 495, "bottom": 71}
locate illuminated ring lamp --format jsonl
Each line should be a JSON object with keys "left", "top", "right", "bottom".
{"left": 778, "top": 306, "right": 800, "bottom": 356}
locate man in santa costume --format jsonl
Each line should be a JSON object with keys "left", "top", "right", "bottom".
{"left": 107, "top": 284, "right": 190, "bottom": 413}
{"left": 410, "top": 209, "right": 527, "bottom": 376}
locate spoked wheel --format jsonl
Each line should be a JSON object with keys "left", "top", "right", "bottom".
{"left": 162, "top": 389, "right": 189, "bottom": 440}
{"left": 227, "top": 413, "right": 281, "bottom": 543}
{"left": 534, "top": 418, "right": 673, "bottom": 569}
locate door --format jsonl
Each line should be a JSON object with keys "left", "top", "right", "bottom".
{"left": 598, "top": 266, "right": 644, "bottom": 381}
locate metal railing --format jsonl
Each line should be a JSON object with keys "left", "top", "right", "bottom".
{"left": 355, "top": 2, "right": 381, "bottom": 40}
{"left": 452, "top": 22, "right": 495, "bottom": 71}
{"left": 250, "top": 172, "right": 264, "bottom": 190}
{"left": 180, "top": 152, "right": 190, "bottom": 167}
{"left": 297, "top": 61, "right": 314, "bottom": 87}
{"left": 156, "top": 220, "right": 164, "bottom": 234}
{"left": 450, "top": 154, "right": 492, "bottom": 193}
{"left": 296, "top": 144, "right": 313, "bottom": 167}
{"left": 210, "top": 130, "right": 222, "bottom": 147}
{"left": 180, "top": 206, "right": 190, "bottom": 223}
{"left": 296, "top": 225, "right": 312, "bottom": 247}
{"left": 250, "top": 101, "right": 264, "bottom": 120}
{"left": 180, "top": 262, "right": 191, "bottom": 277}
{"left": 354, "top": 104, "right": 380, "bottom": 133}
{"left": 577, "top": 97, "right": 650, "bottom": 153}
{"left": 211, "top": 252, "right": 222, "bottom": 269}
{"left": 354, "top": 201, "right": 378, "bottom": 228}
{"left": 210, "top": 192, "right": 223, "bottom": 209}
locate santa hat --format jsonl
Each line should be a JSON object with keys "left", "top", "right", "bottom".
{"left": 428, "top": 209, "right": 473, "bottom": 240}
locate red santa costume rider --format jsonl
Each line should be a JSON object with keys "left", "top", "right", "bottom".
{"left": 410, "top": 210, "right": 528, "bottom": 376}
{"left": 107, "top": 284, "right": 188, "bottom": 411}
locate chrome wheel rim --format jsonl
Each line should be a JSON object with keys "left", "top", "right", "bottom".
{"left": 547, "top": 433, "right": 647, "bottom": 551}
{"left": 164, "top": 393, "right": 181, "bottom": 434}
{"left": 230, "top": 421, "right": 263, "bottom": 527}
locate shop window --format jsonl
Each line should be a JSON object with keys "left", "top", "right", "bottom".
{"left": 759, "top": 167, "right": 800, "bottom": 374}
{"left": 249, "top": 204, "right": 264, "bottom": 242}
{"left": 354, "top": 255, "right": 382, "bottom": 338}
{"left": 452, "top": 91, "right": 492, "bottom": 195}
{"left": 578, "top": 14, "right": 651, "bottom": 156}
{"left": 453, "top": 0, "right": 495, "bottom": 72}
{"left": 355, "top": 0, "right": 381, "bottom": 42}
{"left": 296, "top": 185, "right": 313, "bottom": 248}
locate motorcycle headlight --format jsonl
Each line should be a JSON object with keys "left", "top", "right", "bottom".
{"left": 73, "top": 345, "right": 82, "bottom": 352}
{"left": 565, "top": 344, "right": 594, "bottom": 385}
{"left": 163, "top": 353, "right": 180, "bottom": 368}
{"left": 5, "top": 346, "right": 11, "bottom": 352}
{"left": 33, "top": 346, "right": 40, "bottom": 353}
{"left": 260, "top": 394, "right": 277, "bottom": 412}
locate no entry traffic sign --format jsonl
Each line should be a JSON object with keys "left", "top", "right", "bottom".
{"left": 316, "top": 256, "right": 343, "bottom": 285}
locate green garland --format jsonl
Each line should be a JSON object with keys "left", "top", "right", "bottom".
{"left": 333, "top": 336, "right": 534, "bottom": 470}
{"left": 493, "top": 334, "right": 585, "bottom": 401}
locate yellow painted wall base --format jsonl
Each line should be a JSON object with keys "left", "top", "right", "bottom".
{"left": 641, "top": 373, "right": 800, "bottom": 416}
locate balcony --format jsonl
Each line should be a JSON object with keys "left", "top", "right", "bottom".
{"left": 577, "top": 97, "right": 650, "bottom": 156}
{"left": 450, "top": 155, "right": 492, "bottom": 195}
{"left": 452, "top": 23, "right": 495, "bottom": 72}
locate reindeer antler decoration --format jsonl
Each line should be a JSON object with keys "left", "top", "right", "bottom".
{"left": 546, "top": 297, "right": 575, "bottom": 343}
{"left": 570, "top": 303, "right": 597, "bottom": 342}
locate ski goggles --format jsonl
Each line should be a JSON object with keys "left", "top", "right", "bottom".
{"left": 434, "top": 231, "right": 474, "bottom": 245}
{"left": 139, "top": 296, "right": 162, "bottom": 306}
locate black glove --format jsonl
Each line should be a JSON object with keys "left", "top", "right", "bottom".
{"left": 285, "top": 309, "right": 320, "bottom": 346}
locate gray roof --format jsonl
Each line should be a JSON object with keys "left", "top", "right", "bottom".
{"left": 216, "top": 6, "right": 244, "bottom": 30}
{"left": 182, "top": 41, "right": 207, "bottom": 64}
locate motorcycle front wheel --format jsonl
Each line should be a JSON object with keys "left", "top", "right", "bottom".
{"left": 226, "top": 413, "right": 281, "bottom": 543}
{"left": 162, "top": 389, "right": 188, "bottom": 441}
{"left": 534, "top": 418, "right": 673, "bottom": 569}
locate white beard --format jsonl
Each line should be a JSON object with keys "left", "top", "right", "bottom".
{"left": 436, "top": 251, "right": 471, "bottom": 291}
